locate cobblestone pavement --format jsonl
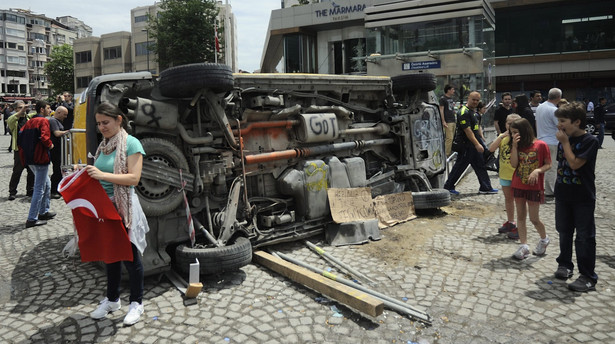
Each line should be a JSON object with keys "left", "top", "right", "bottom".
{"left": 1, "top": 132, "right": 614, "bottom": 344}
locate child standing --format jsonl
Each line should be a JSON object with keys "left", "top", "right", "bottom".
{"left": 488, "top": 114, "right": 521, "bottom": 235}
{"left": 553, "top": 102, "right": 599, "bottom": 291}
{"left": 509, "top": 118, "right": 552, "bottom": 259}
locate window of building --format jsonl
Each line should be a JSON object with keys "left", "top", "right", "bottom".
{"left": 283, "top": 34, "right": 316, "bottom": 73}
{"left": 135, "top": 14, "right": 148, "bottom": 23}
{"left": 104, "top": 46, "right": 122, "bottom": 60}
{"left": 366, "top": 17, "right": 472, "bottom": 55}
{"left": 31, "top": 46, "right": 46, "bottom": 54}
{"left": 30, "top": 18, "right": 50, "bottom": 27}
{"left": 330, "top": 38, "right": 367, "bottom": 75}
{"left": 2, "top": 70, "right": 27, "bottom": 78}
{"left": 30, "top": 33, "right": 47, "bottom": 41}
{"left": 31, "top": 60, "right": 45, "bottom": 68}
{"left": 75, "top": 51, "right": 92, "bottom": 64}
{"left": 6, "top": 56, "right": 26, "bottom": 65}
{"left": 495, "top": 0, "right": 615, "bottom": 56}
{"left": 3, "top": 13, "right": 26, "bottom": 24}
{"left": 77, "top": 76, "right": 92, "bottom": 89}
{"left": 6, "top": 28, "right": 26, "bottom": 38}
{"left": 135, "top": 41, "right": 153, "bottom": 56}
{"left": 7, "top": 42, "right": 17, "bottom": 49}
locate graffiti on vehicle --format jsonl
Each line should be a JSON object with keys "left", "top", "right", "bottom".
{"left": 309, "top": 115, "right": 337, "bottom": 137}
{"left": 141, "top": 103, "right": 162, "bottom": 127}
{"left": 305, "top": 162, "right": 328, "bottom": 192}
{"left": 432, "top": 148, "right": 443, "bottom": 170}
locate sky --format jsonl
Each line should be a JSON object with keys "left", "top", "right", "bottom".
{"left": 7, "top": 0, "right": 281, "bottom": 72}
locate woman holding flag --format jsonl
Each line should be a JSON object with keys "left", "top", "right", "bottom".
{"left": 84, "top": 102, "right": 148, "bottom": 326}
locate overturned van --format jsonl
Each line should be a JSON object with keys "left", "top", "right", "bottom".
{"left": 67, "top": 64, "right": 449, "bottom": 275}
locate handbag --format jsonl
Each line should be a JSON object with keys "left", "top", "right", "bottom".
{"left": 483, "top": 151, "right": 498, "bottom": 172}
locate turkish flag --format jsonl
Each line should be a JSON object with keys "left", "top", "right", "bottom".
{"left": 58, "top": 168, "right": 133, "bottom": 263}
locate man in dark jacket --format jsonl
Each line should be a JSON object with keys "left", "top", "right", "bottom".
{"left": 18, "top": 100, "right": 56, "bottom": 228}
{"left": 443, "top": 91, "right": 497, "bottom": 195}
{"left": 594, "top": 97, "right": 607, "bottom": 148}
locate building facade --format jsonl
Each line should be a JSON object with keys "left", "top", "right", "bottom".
{"left": 74, "top": 1, "right": 238, "bottom": 94}
{"left": 263, "top": 0, "right": 615, "bottom": 107}
{"left": 131, "top": 5, "right": 159, "bottom": 75}
{"left": 261, "top": 0, "right": 496, "bottom": 103}
{"left": 1, "top": 8, "right": 84, "bottom": 103}
{"left": 492, "top": 0, "right": 615, "bottom": 103}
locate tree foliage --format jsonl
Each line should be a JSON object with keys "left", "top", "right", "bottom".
{"left": 44, "top": 44, "right": 74, "bottom": 96}
{"left": 149, "top": 0, "right": 220, "bottom": 70}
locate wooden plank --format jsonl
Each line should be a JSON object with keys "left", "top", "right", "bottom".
{"left": 253, "top": 251, "right": 384, "bottom": 317}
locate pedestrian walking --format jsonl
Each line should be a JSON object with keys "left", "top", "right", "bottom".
{"left": 7, "top": 100, "right": 34, "bottom": 200}
{"left": 444, "top": 91, "right": 497, "bottom": 195}
{"left": 509, "top": 118, "right": 551, "bottom": 260}
{"left": 553, "top": 102, "right": 599, "bottom": 292}
{"left": 18, "top": 100, "right": 56, "bottom": 228}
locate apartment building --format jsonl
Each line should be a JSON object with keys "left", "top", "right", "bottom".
{"left": 74, "top": 1, "right": 238, "bottom": 94}
{"left": 1, "top": 9, "right": 86, "bottom": 103}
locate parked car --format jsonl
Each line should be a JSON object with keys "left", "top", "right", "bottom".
{"left": 585, "top": 103, "right": 615, "bottom": 134}
{"left": 65, "top": 64, "right": 450, "bottom": 276}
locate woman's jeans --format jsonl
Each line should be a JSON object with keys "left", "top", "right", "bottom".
{"left": 106, "top": 243, "right": 144, "bottom": 304}
{"left": 27, "top": 164, "right": 51, "bottom": 221}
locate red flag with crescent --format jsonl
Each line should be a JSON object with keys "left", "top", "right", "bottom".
{"left": 58, "top": 168, "right": 133, "bottom": 263}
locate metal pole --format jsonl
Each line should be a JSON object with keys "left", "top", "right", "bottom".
{"left": 304, "top": 240, "right": 377, "bottom": 286}
{"left": 273, "top": 251, "right": 432, "bottom": 325}
{"left": 146, "top": 29, "right": 150, "bottom": 72}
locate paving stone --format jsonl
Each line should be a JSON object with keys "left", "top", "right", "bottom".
{"left": 1, "top": 134, "right": 615, "bottom": 343}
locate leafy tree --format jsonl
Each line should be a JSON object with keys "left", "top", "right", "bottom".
{"left": 44, "top": 44, "right": 74, "bottom": 96}
{"left": 149, "top": 0, "right": 220, "bottom": 70}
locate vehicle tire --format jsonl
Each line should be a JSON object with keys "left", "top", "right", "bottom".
{"left": 137, "top": 137, "right": 189, "bottom": 216}
{"left": 392, "top": 73, "right": 437, "bottom": 94}
{"left": 175, "top": 237, "right": 253, "bottom": 275}
{"left": 585, "top": 123, "right": 596, "bottom": 135}
{"left": 159, "top": 63, "right": 234, "bottom": 98}
{"left": 412, "top": 189, "right": 451, "bottom": 210}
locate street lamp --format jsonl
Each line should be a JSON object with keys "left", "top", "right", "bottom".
{"left": 141, "top": 29, "right": 150, "bottom": 73}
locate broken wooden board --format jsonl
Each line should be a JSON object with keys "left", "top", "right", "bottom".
{"left": 253, "top": 250, "right": 384, "bottom": 317}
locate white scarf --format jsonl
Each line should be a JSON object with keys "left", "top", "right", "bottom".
{"left": 94, "top": 128, "right": 132, "bottom": 230}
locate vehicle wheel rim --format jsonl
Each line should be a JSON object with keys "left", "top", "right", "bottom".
{"left": 138, "top": 155, "right": 176, "bottom": 198}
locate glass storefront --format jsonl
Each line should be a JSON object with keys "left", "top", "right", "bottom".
{"left": 284, "top": 34, "right": 316, "bottom": 73}
{"left": 495, "top": 0, "right": 614, "bottom": 56}
{"left": 365, "top": 14, "right": 496, "bottom": 107}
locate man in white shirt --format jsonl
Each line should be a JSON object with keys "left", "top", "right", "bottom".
{"left": 535, "top": 88, "right": 562, "bottom": 197}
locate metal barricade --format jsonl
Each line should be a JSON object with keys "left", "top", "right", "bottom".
{"left": 61, "top": 128, "right": 86, "bottom": 174}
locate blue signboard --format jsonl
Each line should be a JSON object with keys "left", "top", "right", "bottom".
{"left": 402, "top": 60, "right": 441, "bottom": 71}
